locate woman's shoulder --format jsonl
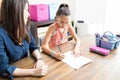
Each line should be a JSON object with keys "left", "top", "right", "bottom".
{"left": 0, "top": 27, "right": 5, "bottom": 33}
{"left": 0, "top": 26, "right": 7, "bottom": 37}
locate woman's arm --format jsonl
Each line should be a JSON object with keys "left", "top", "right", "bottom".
{"left": 13, "top": 67, "right": 47, "bottom": 76}
{"left": 28, "top": 29, "right": 48, "bottom": 70}
{"left": 31, "top": 49, "right": 48, "bottom": 68}
{"left": 32, "top": 49, "right": 42, "bottom": 60}
{"left": 13, "top": 68, "right": 34, "bottom": 76}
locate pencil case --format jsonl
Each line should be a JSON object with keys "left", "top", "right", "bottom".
{"left": 90, "top": 46, "right": 110, "bottom": 55}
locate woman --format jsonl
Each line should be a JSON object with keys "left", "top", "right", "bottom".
{"left": 42, "top": 3, "right": 81, "bottom": 60}
{"left": 0, "top": 0, "right": 47, "bottom": 79}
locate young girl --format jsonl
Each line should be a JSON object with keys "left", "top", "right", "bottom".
{"left": 42, "top": 3, "right": 81, "bottom": 60}
{"left": 0, "top": 0, "right": 47, "bottom": 79}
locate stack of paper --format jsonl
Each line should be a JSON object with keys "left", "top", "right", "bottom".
{"left": 62, "top": 51, "right": 92, "bottom": 69}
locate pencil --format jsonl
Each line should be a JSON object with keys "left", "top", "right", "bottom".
{"left": 57, "top": 45, "right": 62, "bottom": 53}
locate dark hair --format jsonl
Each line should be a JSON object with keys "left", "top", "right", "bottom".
{"left": 0, "top": 0, "right": 30, "bottom": 44}
{"left": 56, "top": 3, "right": 70, "bottom": 17}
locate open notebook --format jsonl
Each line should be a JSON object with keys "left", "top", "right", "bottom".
{"left": 62, "top": 51, "right": 92, "bottom": 69}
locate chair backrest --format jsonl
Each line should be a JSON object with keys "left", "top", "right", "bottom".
{"left": 39, "top": 35, "right": 45, "bottom": 46}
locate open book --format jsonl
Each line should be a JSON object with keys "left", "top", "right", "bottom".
{"left": 62, "top": 51, "right": 92, "bottom": 69}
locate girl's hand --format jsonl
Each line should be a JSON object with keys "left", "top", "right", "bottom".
{"left": 72, "top": 48, "right": 82, "bottom": 57}
{"left": 54, "top": 53, "right": 65, "bottom": 60}
{"left": 32, "top": 65, "right": 48, "bottom": 76}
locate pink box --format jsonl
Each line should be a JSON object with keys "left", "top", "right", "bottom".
{"left": 29, "top": 4, "right": 49, "bottom": 22}
{"left": 90, "top": 46, "right": 110, "bottom": 55}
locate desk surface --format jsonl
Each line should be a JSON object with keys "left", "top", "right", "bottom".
{"left": 1, "top": 34, "right": 120, "bottom": 80}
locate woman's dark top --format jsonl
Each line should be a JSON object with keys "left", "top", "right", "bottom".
{"left": 0, "top": 26, "right": 39, "bottom": 79}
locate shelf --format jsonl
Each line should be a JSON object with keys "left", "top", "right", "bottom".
{"left": 30, "top": 20, "right": 54, "bottom": 27}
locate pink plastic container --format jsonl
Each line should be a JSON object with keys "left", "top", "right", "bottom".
{"left": 90, "top": 46, "right": 110, "bottom": 55}
{"left": 29, "top": 4, "right": 49, "bottom": 22}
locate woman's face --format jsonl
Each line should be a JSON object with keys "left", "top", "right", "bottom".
{"left": 56, "top": 15, "right": 69, "bottom": 28}
{"left": 24, "top": 3, "right": 30, "bottom": 25}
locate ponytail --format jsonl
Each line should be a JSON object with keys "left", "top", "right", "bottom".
{"left": 59, "top": 3, "right": 69, "bottom": 9}
{"left": 56, "top": 3, "right": 70, "bottom": 17}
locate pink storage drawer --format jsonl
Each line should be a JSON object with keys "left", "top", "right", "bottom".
{"left": 29, "top": 4, "right": 49, "bottom": 22}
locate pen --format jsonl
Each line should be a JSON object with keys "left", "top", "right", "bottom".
{"left": 95, "top": 33, "right": 100, "bottom": 38}
{"left": 57, "top": 45, "right": 62, "bottom": 53}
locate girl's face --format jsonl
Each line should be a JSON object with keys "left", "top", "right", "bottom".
{"left": 56, "top": 15, "right": 69, "bottom": 28}
{"left": 24, "top": 3, "right": 30, "bottom": 25}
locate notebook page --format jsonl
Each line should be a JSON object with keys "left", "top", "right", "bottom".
{"left": 62, "top": 51, "right": 92, "bottom": 69}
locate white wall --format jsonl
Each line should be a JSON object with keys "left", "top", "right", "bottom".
{"left": 74, "top": 0, "right": 106, "bottom": 25}
{"left": 104, "top": 0, "right": 120, "bottom": 34}
{"left": 74, "top": 0, "right": 106, "bottom": 35}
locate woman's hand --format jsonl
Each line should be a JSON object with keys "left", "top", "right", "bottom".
{"left": 32, "top": 65, "right": 48, "bottom": 76}
{"left": 54, "top": 53, "right": 65, "bottom": 60}
{"left": 33, "top": 60, "right": 48, "bottom": 76}
{"left": 34, "top": 60, "right": 46, "bottom": 68}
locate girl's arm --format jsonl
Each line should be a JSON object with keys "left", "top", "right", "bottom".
{"left": 68, "top": 24, "right": 81, "bottom": 56}
{"left": 41, "top": 25, "right": 64, "bottom": 60}
{"left": 41, "top": 25, "right": 54, "bottom": 55}
{"left": 68, "top": 24, "right": 80, "bottom": 46}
